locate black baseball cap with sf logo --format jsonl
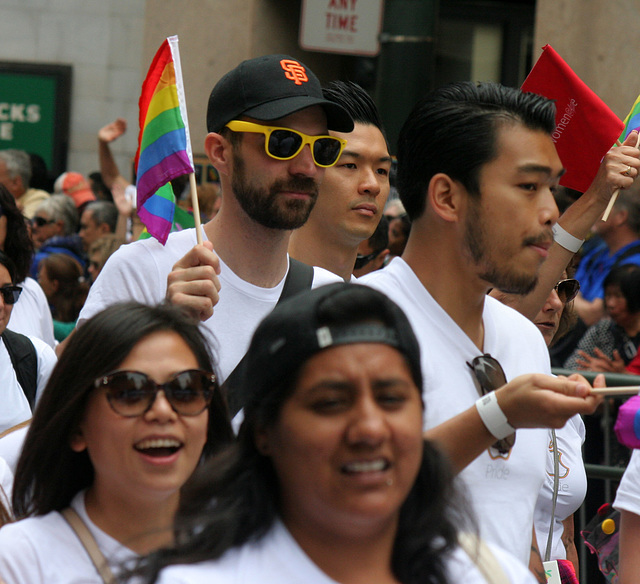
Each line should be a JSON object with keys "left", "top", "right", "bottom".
{"left": 206, "top": 54, "right": 354, "bottom": 134}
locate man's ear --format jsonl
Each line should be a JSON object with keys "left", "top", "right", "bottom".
{"left": 205, "top": 132, "right": 232, "bottom": 178}
{"left": 427, "top": 173, "right": 464, "bottom": 223}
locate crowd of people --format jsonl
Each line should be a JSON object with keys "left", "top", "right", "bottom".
{"left": 0, "top": 52, "right": 640, "bottom": 584}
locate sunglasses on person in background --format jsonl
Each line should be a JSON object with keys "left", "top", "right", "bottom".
{"left": 554, "top": 278, "right": 580, "bottom": 304}
{"left": 466, "top": 354, "right": 515, "bottom": 454}
{"left": 0, "top": 284, "right": 22, "bottom": 305}
{"left": 30, "top": 216, "right": 55, "bottom": 228}
{"left": 354, "top": 250, "right": 383, "bottom": 270}
{"left": 94, "top": 369, "right": 216, "bottom": 417}
{"left": 225, "top": 120, "right": 347, "bottom": 168}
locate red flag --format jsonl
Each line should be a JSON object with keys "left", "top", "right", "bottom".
{"left": 521, "top": 45, "right": 624, "bottom": 193}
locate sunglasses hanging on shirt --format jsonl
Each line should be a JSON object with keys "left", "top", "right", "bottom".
{"left": 466, "top": 354, "right": 515, "bottom": 454}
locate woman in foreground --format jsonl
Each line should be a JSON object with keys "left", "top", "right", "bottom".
{"left": 138, "top": 283, "right": 535, "bottom": 584}
{"left": 0, "top": 302, "right": 233, "bottom": 583}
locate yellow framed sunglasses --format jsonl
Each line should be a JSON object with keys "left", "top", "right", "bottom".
{"left": 225, "top": 120, "right": 347, "bottom": 168}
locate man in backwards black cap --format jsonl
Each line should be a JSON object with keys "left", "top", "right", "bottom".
{"left": 78, "top": 55, "right": 352, "bottom": 387}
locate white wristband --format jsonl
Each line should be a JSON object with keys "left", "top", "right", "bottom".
{"left": 475, "top": 391, "right": 516, "bottom": 440}
{"left": 552, "top": 223, "right": 584, "bottom": 254}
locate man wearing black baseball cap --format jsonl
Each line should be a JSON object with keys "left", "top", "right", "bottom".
{"left": 78, "top": 55, "right": 352, "bottom": 395}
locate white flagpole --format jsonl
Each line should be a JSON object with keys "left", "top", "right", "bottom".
{"left": 167, "top": 35, "right": 203, "bottom": 245}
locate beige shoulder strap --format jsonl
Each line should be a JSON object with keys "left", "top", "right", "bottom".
{"left": 61, "top": 507, "right": 116, "bottom": 584}
{"left": 0, "top": 419, "right": 30, "bottom": 440}
{"left": 458, "top": 532, "right": 511, "bottom": 584}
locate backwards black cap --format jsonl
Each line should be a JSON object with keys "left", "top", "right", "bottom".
{"left": 238, "top": 283, "right": 423, "bottom": 412}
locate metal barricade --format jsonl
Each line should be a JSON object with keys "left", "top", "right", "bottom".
{"left": 552, "top": 368, "right": 639, "bottom": 583}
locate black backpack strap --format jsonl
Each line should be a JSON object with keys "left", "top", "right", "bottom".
{"left": 2, "top": 329, "right": 37, "bottom": 411}
{"left": 278, "top": 258, "right": 314, "bottom": 302}
{"left": 223, "top": 258, "right": 314, "bottom": 418}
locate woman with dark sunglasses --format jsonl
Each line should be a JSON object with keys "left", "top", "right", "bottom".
{"left": 0, "top": 302, "right": 233, "bottom": 584}
{"left": 492, "top": 271, "right": 588, "bottom": 584}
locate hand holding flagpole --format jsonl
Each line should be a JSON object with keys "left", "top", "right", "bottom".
{"left": 602, "top": 132, "right": 640, "bottom": 221}
{"left": 602, "top": 95, "right": 640, "bottom": 221}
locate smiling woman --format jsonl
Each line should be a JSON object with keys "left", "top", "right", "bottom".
{"left": 134, "top": 283, "right": 537, "bottom": 584}
{"left": 0, "top": 302, "right": 233, "bottom": 584}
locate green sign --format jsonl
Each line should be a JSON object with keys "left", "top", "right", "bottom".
{"left": 0, "top": 62, "right": 71, "bottom": 176}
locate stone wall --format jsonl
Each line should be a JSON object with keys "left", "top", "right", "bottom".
{"left": 534, "top": 0, "right": 640, "bottom": 121}
{"left": 0, "top": 0, "right": 145, "bottom": 180}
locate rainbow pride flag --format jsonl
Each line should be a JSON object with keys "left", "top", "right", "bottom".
{"left": 620, "top": 93, "right": 640, "bottom": 142}
{"left": 135, "top": 35, "right": 194, "bottom": 244}
{"left": 138, "top": 202, "right": 197, "bottom": 241}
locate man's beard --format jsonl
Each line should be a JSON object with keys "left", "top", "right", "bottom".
{"left": 463, "top": 200, "right": 538, "bottom": 295}
{"left": 231, "top": 152, "right": 319, "bottom": 230}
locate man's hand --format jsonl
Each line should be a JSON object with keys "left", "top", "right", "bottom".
{"left": 574, "top": 348, "right": 626, "bottom": 373}
{"left": 496, "top": 372, "right": 602, "bottom": 429}
{"left": 166, "top": 241, "right": 221, "bottom": 321}
{"left": 425, "top": 373, "right": 603, "bottom": 474}
{"left": 98, "top": 118, "right": 127, "bottom": 143}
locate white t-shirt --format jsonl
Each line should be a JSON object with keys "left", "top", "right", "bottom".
{"left": 360, "top": 258, "right": 552, "bottom": 563}
{"left": 0, "top": 334, "right": 57, "bottom": 433}
{"left": 155, "top": 519, "right": 536, "bottom": 584}
{"left": 0, "top": 426, "right": 27, "bottom": 475}
{"left": 78, "top": 228, "right": 340, "bottom": 383}
{"left": 533, "top": 415, "right": 586, "bottom": 560}
{"left": 0, "top": 491, "right": 138, "bottom": 584}
{"left": 8, "top": 277, "right": 56, "bottom": 349}
{"left": 614, "top": 449, "right": 640, "bottom": 515}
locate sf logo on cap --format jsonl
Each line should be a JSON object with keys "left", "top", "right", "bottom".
{"left": 280, "top": 59, "right": 308, "bottom": 86}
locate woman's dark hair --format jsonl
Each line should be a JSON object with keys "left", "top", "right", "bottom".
{"left": 397, "top": 81, "right": 556, "bottom": 220}
{"left": 137, "top": 285, "right": 471, "bottom": 584}
{"left": 552, "top": 265, "right": 579, "bottom": 345}
{"left": 0, "top": 249, "right": 17, "bottom": 283}
{"left": 39, "top": 253, "right": 90, "bottom": 322}
{"left": 0, "top": 183, "right": 34, "bottom": 283}
{"left": 604, "top": 263, "right": 640, "bottom": 313}
{"left": 12, "top": 302, "right": 233, "bottom": 519}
